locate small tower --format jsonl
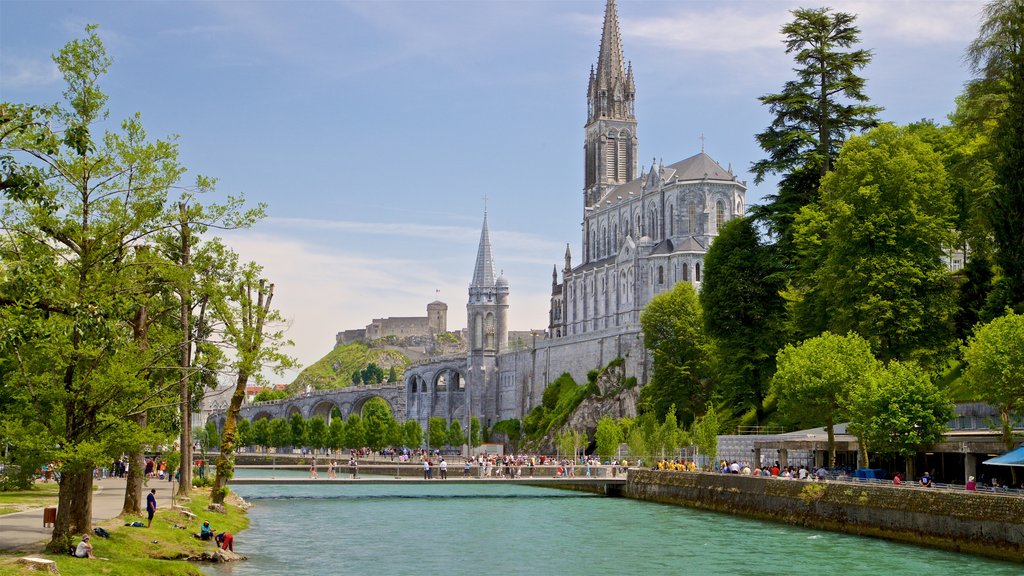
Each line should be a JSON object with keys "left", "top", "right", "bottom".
{"left": 467, "top": 211, "right": 508, "bottom": 423}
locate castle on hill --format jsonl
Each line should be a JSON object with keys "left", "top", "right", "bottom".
{"left": 401, "top": 0, "right": 747, "bottom": 430}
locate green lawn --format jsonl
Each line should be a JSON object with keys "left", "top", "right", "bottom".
{"left": 0, "top": 483, "right": 60, "bottom": 516}
{"left": 0, "top": 488, "right": 249, "bottom": 576}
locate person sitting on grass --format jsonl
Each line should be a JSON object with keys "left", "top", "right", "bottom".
{"left": 195, "top": 520, "right": 215, "bottom": 541}
{"left": 75, "top": 534, "right": 94, "bottom": 559}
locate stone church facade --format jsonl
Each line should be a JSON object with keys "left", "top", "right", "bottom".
{"left": 407, "top": 0, "right": 747, "bottom": 430}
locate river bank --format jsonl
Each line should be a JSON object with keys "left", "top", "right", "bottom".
{"left": 0, "top": 482, "right": 249, "bottom": 576}
{"left": 625, "top": 468, "right": 1024, "bottom": 563}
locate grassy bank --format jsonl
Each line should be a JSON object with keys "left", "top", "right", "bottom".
{"left": 0, "top": 483, "right": 59, "bottom": 515}
{"left": 0, "top": 489, "right": 249, "bottom": 576}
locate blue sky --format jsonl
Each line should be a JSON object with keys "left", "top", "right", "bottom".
{"left": 1, "top": 0, "right": 981, "bottom": 382}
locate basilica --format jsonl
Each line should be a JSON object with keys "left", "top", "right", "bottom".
{"left": 402, "top": 0, "right": 747, "bottom": 430}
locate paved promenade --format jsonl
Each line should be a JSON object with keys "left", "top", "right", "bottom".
{"left": 0, "top": 477, "right": 154, "bottom": 552}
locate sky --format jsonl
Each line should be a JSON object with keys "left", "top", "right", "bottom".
{"left": 1, "top": 0, "right": 983, "bottom": 383}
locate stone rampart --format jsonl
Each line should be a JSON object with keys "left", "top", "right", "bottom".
{"left": 625, "top": 469, "right": 1024, "bottom": 563}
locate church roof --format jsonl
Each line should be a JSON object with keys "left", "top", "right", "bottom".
{"left": 471, "top": 213, "right": 496, "bottom": 288}
{"left": 595, "top": 152, "right": 737, "bottom": 206}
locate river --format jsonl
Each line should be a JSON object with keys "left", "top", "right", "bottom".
{"left": 200, "top": 469, "right": 1020, "bottom": 575}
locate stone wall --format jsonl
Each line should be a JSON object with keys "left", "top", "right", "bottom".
{"left": 625, "top": 469, "right": 1024, "bottom": 563}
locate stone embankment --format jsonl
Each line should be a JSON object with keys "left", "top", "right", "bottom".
{"left": 625, "top": 469, "right": 1024, "bottom": 563}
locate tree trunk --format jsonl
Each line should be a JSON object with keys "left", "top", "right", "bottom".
{"left": 857, "top": 436, "right": 869, "bottom": 469}
{"left": 177, "top": 204, "right": 194, "bottom": 497}
{"left": 47, "top": 469, "right": 92, "bottom": 553}
{"left": 121, "top": 411, "right": 147, "bottom": 515}
{"left": 211, "top": 371, "right": 249, "bottom": 505}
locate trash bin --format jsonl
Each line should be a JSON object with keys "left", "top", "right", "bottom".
{"left": 43, "top": 507, "right": 57, "bottom": 527}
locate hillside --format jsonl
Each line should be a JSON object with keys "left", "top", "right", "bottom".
{"left": 289, "top": 332, "right": 467, "bottom": 392}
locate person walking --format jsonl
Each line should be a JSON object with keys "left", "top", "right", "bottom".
{"left": 146, "top": 489, "right": 157, "bottom": 527}
{"left": 439, "top": 458, "right": 448, "bottom": 480}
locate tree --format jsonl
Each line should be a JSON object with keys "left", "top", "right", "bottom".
{"left": 0, "top": 26, "right": 189, "bottom": 549}
{"left": 967, "top": 0, "right": 1024, "bottom": 316}
{"left": 469, "top": 416, "right": 481, "bottom": 448}
{"left": 202, "top": 421, "right": 221, "bottom": 453}
{"left": 447, "top": 419, "right": 465, "bottom": 448}
{"left": 362, "top": 398, "right": 394, "bottom": 451}
{"left": 428, "top": 417, "right": 448, "bottom": 448}
{"left": 700, "top": 217, "right": 786, "bottom": 423}
{"left": 594, "top": 416, "right": 622, "bottom": 462}
{"left": 690, "top": 403, "right": 720, "bottom": 468}
{"left": 639, "top": 282, "right": 711, "bottom": 425}
{"left": 556, "top": 428, "right": 587, "bottom": 461}
{"left": 388, "top": 366, "right": 398, "bottom": 383}
{"left": 751, "top": 7, "right": 881, "bottom": 262}
{"left": 345, "top": 413, "right": 366, "bottom": 450}
{"left": 772, "top": 332, "right": 880, "bottom": 467}
{"left": 235, "top": 418, "right": 252, "bottom": 450}
{"left": 268, "top": 418, "right": 291, "bottom": 452}
{"left": 211, "top": 262, "right": 296, "bottom": 505}
{"left": 962, "top": 312, "right": 1024, "bottom": 453}
{"left": 289, "top": 412, "right": 307, "bottom": 451}
{"left": 306, "top": 416, "right": 328, "bottom": 454}
{"left": 793, "top": 124, "right": 957, "bottom": 367}
{"left": 351, "top": 370, "right": 362, "bottom": 385}
{"left": 849, "top": 361, "right": 953, "bottom": 472}
{"left": 403, "top": 419, "right": 423, "bottom": 449}
{"left": 328, "top": 416, "right": 346, "bottom": 454}
{"left": 251, "top": 418, "right": 271, "bottom": 453}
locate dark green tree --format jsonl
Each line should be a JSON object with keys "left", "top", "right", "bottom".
{"left": 403, "top": 419, "right": 423, "bottom": 448}
{"left": 447, "top": 419, "right": 465, "bottom": 447}
{"left": 362, "top": 398, "right": 394, "bottom": 451}
{"left": 268, "top": 418, "right": 291, "bottom": 451}
{"left": 328, "top": 416, "right": 346, "bottom": 454}
{"left": 251, "top": 418, "right": 271, "bottom": 453}
{"left": 288, "top": 412, "right": 307, "bottom": 450}
{"left": 967, "top": 0, "right": 1024, "bottom": 316}
{"left": 751, "top": 7, "right": 881, "bottom": 265}
{"left": 351, "top": 370, "right": 362, "bottom": 385}
{"left": 235, "top": 418, "right": 252, "bottom": 450}
{"left": 428, "top": 417, "right": 448, "bottom": 448}
{"left": 700, "top": 217, "right": 786, "bottom": 424}
{"left": 794, "top": 124, "right": 957, "bottom": 366}
{"left": 306, "top": 415, "right": 328, "bottom": 453}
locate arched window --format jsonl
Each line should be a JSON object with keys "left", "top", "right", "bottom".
{"left": 411, "top": 379, "right": 417, "bottom": 393}
{"left": 658, "top": 266, "right": 664, "bottom": 284}
{"left": 668, "top": 205, "right": 674, "bottom": 236}
{"left": 688, "top": 202, "right": 696, "bottom": 234}
{"left": 682, "top": 263, "right": 689, "bottom": 281}
{"left": 473, "top": 314, "right": 483, "bottom": 349}
{"left": 455, "top": 373, "right": 464, "bottom": 389}
{"left": 695, "top": 262, "right": 702, "bottom": 282}
{"left": 484, "top": 313, "right": 495, "bottom": 349}
{"left": 716, "top": 200, "right": 725, "bottom": 232}
{"left": 436, "top": 372, "right": 447, "bottom": 391}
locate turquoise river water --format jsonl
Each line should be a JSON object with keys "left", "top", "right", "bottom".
{"left": 200, "top": 469, "right": 1021, "bottom": 576}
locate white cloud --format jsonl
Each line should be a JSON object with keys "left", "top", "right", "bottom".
{"left": 0, "top": 55, "right": 60, "bottom": 88}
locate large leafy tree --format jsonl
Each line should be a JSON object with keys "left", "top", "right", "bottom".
{"left": 428, "top": 416, "right": 448, "bottom": 449}
{"left": 403, "top": 419, "right": 423, "bottom": 449}
{"left": 210, "top": 262, "right": 295, "bottom": 505}
{"left": 700, "top": 217, "right": 786, "bottom": 424}
{"left": 345, "top": 413, "right": 366, "bottom": 450}
{"left": 751, "top": 7, "right": 881, "bottom": 264}
{"left": 849, "top": 361, "right": 953, "bottom": 472}
{"left": 772, "top": 332, "right": 879, "bottom": 467}
{"left": 967, "top": 0, "right": 1024, "bottom": 316}
{"left": 638, "top": 282, "right": 711, "bottom": 425}
{"left": 0, "top": 26, "right": 189, "bottom": 549}
{"left": 793, "top": 124, "right": 957, "bottom": 367}
{"left": 363, "top": 397, "right": 394, "bottom": 450}
{"left": 962, "top": 312, "right": 1024, "bottom": 453}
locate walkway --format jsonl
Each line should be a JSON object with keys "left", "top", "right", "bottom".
{"left": 0, "top": 477, "right": 170, "bottom": 552}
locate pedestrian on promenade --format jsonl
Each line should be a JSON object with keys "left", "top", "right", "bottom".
{"left": 439, "top": 458, "right": 448, "bottom": 480}
{"left": 349, "top": 457, "right": 358, "bottom": 479}
{"left": 146, "top": 488, "right": 157, "bottom": 527}
{"left": 966, "top": 476, "right": 977, "bottom": 491}
{"left": 423, "top": 459, "right": 432, "bottom": 479}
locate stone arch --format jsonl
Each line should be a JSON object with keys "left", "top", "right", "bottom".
{"left": 435, "top": 371, "right": 447, "bottom": 391}
{"left": 205, "top": 414, "right": 227, "bottom": 434}
{"left": 351, "top": 394, "right": 396, "bottom": 417}
{"left": 311, "top": 400, "right": 339, "bottom": 423}
{"left": 252, "top": 410, "right": 274, "bottom": 422}
{"left": 287, "top": 405, "right": 304, "bottom": 419}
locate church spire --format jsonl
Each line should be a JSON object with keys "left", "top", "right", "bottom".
{"left": 471, "top": 212, "right": 496, "bottom": 288}
{"left": 583, "top": 0, "right": 638, "bottom": 213}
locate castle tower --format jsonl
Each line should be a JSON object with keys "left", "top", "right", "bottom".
{"left": 467, "top": 212, "right": 508, "bottom": 423}
{"left": 583, "top": 0, "right": 637, "bottom": 209}
{"left": 426, "top": 300, "right": 447, "bottom": 334}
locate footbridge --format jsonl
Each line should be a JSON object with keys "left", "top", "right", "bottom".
{"left": 228, "top": 474, "right": 627, "bottom": 496}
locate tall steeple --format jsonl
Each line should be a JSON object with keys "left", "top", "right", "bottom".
{"left": 471, "top": 211, "right": 496, "bottom": 288}
{"left": 583, "top": 0, "right": 638, "bottom": 209}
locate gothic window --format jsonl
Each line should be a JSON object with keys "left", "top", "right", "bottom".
{"left": 605, "top": 132, "right": 616, "bottom": 179}
{"left": 613, "top": 222, "right": 618, "bottom": 251}
{"left": 668, "top": 205, "right": 674, "bottom": 236}
{"left": 716, "top": 200, "right": 725, "bottom": 232}
{"left": 688, "top": 202, "right": 696, "bottom": 234}
{"left": 484, "top": 313, "right": 495, "bottom": 349}
{"left": 636, "top": 213, "right": 642, "bottom": 237}
{"left": 682, "top": 262, "right": 689, "bottom": 282}
{"left": 411, "top": 379, "right": 417, "bottom": 393}
{"left": 696, "top": 262, "right": 702, "bottom": 282}
{"left": 617, "top": 132, "right": 628, "bottom": 180}
{"left": 649, "top": 207, "right": 658, "bottom": 240}
{"left": 473, "top": 314, "right": 483, "bottom": 349}
{"left": 658, "top": 266, "right": 664, "bottom": 284}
